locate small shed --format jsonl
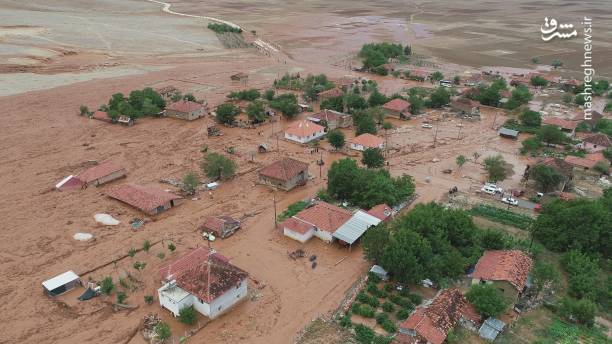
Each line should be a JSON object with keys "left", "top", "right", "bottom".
{"left": 479, "top": 317, "right": 506, "bottom": 341}
{"left": 369, "top": 265, "right": 389, "bottom": 281}
{"left": 43, "top": 271, "right": 81, "bottom": 297}
{"left": 498, "top": 127, "right": 519, "bottom": 140}
{"left": 117, "top": 116, "right": 134, "bottom": 126}
{"left": 333, "top": 210, "right": 381, "bottom": 246}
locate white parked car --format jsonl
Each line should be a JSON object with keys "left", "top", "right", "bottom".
{"left": 502, "top": 197, "right": 519, "bottom": 206}
{"left": 481, "top": 183, "right": 503, "bottom": 195}
{"left": 421, "top": 123, "right": 433, "bottom": 129}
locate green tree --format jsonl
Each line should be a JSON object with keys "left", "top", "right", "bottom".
{"left": 270, "top": 93, "right": 299, "bottom": 119}
{"left": 155, "top": 322, "right": 172, "bottom": 341}
{"left": 562, "top": 94, "right": 573, "bottom": 104}
{"left": 264, "top": 89, "right": 275, "bottom": 101}
{"left": 228, "top": 88, "right": 260, "bottom": 101}
{"left": 409, "top": 95, "right": 424, "bottom": 114}
{"left": 380, "top": 229, "right": 433, "bottom": 283}
{"left": 144, "top": 295, "right": 154, "bottom": 304}
{"left": 551, "top": 59, "right": 564, "bottom": 68}
{"left": 466, "top": 284, "right": 509, "bottom": 318}
{"left": 362, "top": 224, "right": 390, "bottom": 263}
{"left": 559, "top": 297, "right": 597, "bottom": 326}
{"left": 178, "top": 306, "right": 198, "bottom": 325}
{"left": 520, "top": 136, "right": 542, "bottom": 154}
{"left": 429, "top": 87, "right": 451, "bottom": 108}
{"left": 79, "top": 105, "right": 90, "bottom": 116}
{"left": 246, "top": 100, "right": 267, "bottom": 123}
{"left": 215, "top": 103, "right": 239, "bottom": 125}
{"left": 320, "top": 95, "right": 344, "bottom": 112}
{"left": 182, "top": 172, "right": 199, "bottom": 194}
{"left": 531, "top": 57, "right": 540, "bottom": 64}
{"left": 345, "top": 93, "right": 368, "bottom": 112}
{"left": 353, "top": 110, "right": 378, "bottom": 135}
{"left": 362, "top": 148, "right": 385, "bottom": 168}
{"left": 456, "top": 155, "right": 466, "bottom": 169}
{"left": 327, "top": 129, "right": 345, "bottom": 150}
{"left": 430, "top": 71, "right": 444, "bottom": 82}
{"left": 561, "top": 250, "right": 601, "bottom": 299}
{"left": 530, "top": 75, "right": 548, "bottom": 87}
{"left": 538, "top": 125, "right": 567, "bottom": 145}
{"left": 505, "top": 85, "right": 533, "bottom": 110}
{"left": 201, "top": 152, "right": 236, "bottom": 180}
{"left": 100, "top": 277, "right": 115, "bottom": 295}
{"left": 484, "top": 155, "right": 507, "bottom": 182}
{"left": 453, "top": 75, "right": 461, "bottom": 85}
{"left": 368, "top": 90, "right": 388, "bottom": 107}
{"left": 593, "top": 161, "right": 609, "bottom": 175}
{"left": 117, "top": 291, "right": 127, "bottom": 304}
{"left": 168, "top": 243, "right": 176, "bottom": 252}
{"left": 183, "top": 93, "right": 196, "bottom": 101}
{"left": 603, "top": 147, "right": 612, "bottom": 162}
{"left": 529, "top": 164, "right": 562, "bottom": 192}
{"left": 519, "top": 110, "right": 542, "bottom": 128}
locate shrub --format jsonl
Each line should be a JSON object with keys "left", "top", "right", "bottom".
{"left": 340, "top": 314, "right": 352, "bottom": 328}
{"left": 468, "top": 204, "right": 533, "bottom": 229}
{"left": 396, "top": 308, "right": 411, "bottom": 320}
{"left": 100, "top": 277, "right": 114, "bottom": 295}
{"left": 143, "top": 240, "right": 151, "bottom": 252}
{"left": 382, "top": 302, "right": 394, "bottom": 313}
{"left": 144, "top": 295, "right": 154, "bottom": 304}
{"left": 157, "top": 252, "right": 165, "bottom": 260}
{"left": 228, "top": 88, "right": 260, "bottom": 101}
{"left": 354, "top": 324, "right": 375, "bottom": 344}
{"left": 558, "top": 297, "right": 596, "bottom": 326}
{"left": 277, "top": 200, "right": 309, "bottom": 222}
{"left": 354, "top": 304, "right": 376, "bottom": 318}
{"left": 168, "top": 243, "right": 176, "bottom": 252}
{"left": 207, "top": 22, "right": 242, "bottom": 33}
{"left": 117, "top": 291, "right": 127, "bottom": 304}
{"left": 560, "top": 250, "right": 600, "bottom": 300}
{"left": 383, "top": 284, "right": 394, "bottom": 293}
{"left": 215, "top": 103, "right": 240, "bottom": 124}
{"left": 380, "top": 319, "right": 397, "bottom": 333}
{"left": 182, "top": 172, "right": 199, "bottom": 194}
{"left": 128, "top": 248, "right": 136, "bottom": 257}
{"left": 407, "top": 293, "right": 423, "bottom": 305}
{"left": 178, "top": 305, "right": 198, "bottom": 325}
{"left": 368, "top": 272, "right": 382, "bottom": 284}
{"left": 154, "top": 322, "right": 172, "bottom": 341}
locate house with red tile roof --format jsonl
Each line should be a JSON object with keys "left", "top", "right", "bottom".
{"left": 450, "top": 98, "right": 480, "bottom": 117}
{"left": 281, "top": 201, "right": 352, "bottom": 243}
{"left": 349, "top": 133, "right": 385, "bottom": 151}
{"left": 382, "top": 98, "right": 411, "bottom": 119}
{"left": 396, "top": 288, "right": 481, "bottom": 344}
{"left": 165, "top": 100, "right": 207, "bottom": 120}
{"left": 471, "top": 250, "right": 533, "bottom": 301}
{"left": 76, "top": 161, "right": 126, "bottom": 187}
{"left": 105, "top": 183, "right": 182, "bottom": 215}
{"left": 564, "top": 155, "right": 599, "bottom": 170}
{"left": 158, "top": 247, "right": 248, "bottom": 319}
{"left": 258, "top": 157, "right": 309, "bottom": 191}
{"left": 284, "top": 120, "right": 325, "bottom": 144}
{"left": 367, "top": 204, "right": 393, "bottom": 222}
{"left": 199, "top": 216, "right": 241, "bottom": 239}
{"left": 542, "top": 117, "right": 577, "bottom": 137}
{"left": 579, "top": 133, "right": 611, "bottom": 153}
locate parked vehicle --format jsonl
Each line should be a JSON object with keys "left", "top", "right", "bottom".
{"left": 421, "top": 123, "right": 433, "bottom": 129}
{"left": 502, "top": 197, "right": 519, "bottom": 206}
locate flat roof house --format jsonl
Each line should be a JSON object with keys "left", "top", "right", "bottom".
{"left": 259, "top": 157, "right": 309, "bottom": 191}
{"left": 350, "top": 133, "right": 385, "bottom": 152}
{"left": 382, "top": 98, "right": 411, "bottom": 119}
{"left": 471, "top": 250, "right": 533, "bottom": 302}
{"left": 281, "top": 201, "right": 352, "bottom": 243}
{"left": 307, "top": 109, "right": 353, "bottom": 130}
{"left": 106, "top": 183, "right": 182, "bottom": 215}
{"left": 165, "top": 100, "right": 207, "bottom": 121}
{"left": 199, "top": 216, "right": 241, "bottom": 239}
{"left": 158, "top": 247, "right": 248, "bottom": 319}
{"left": 284, "top": 120, "right": 325, "bottom": 144}
{"left": 498, "top": 127, "right": 520, "bottom": 140}
{"left": 396, "top": 288, "right": 481, "bottom": 344}
{"left": 43, "top": 271, "right": 81, "bottom": 297}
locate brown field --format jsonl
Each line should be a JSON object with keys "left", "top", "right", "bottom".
{"left": 0, "top": 0, "right": 610, "bottom": 343}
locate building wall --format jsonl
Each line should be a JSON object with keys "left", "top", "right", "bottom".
{"left": 350, "top": 143, "right": 384, "bottom": 152}
{"left": 284, "top": 227, "right": 314, "bottom": 243}
{"left": 384, "top": 109, "right": 403, "bottom": 119}
{"left": 166, "top": 108, "right": 205, "bottom": 121}
{"left": 284, "top": 130, "right": 325, "bottom": 144}
{"left": 149, "top": 202, "right": 172, "bottom": 216}
{"left": 208, "top": 279, "right": 248, "bottom": 319}
{"left": 259, "top": 170, "right": 307, "bottom": 191}
{"left": 158, "top": 289, "right": 194, "bottom": 317}
{"left": 314, "top": 229, "right": 334, "bottom": 243}
{"left": 89, "top": 169, "right": 127, "bottom": 187}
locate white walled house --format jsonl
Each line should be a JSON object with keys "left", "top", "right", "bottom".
{"left": 349, "top": 133, "right": 385, "bottom": 152}
{"left": 280, "top": 201, "right": 352, "bottom": 244}
{"left": 158, "top": 247, "right": 249, "bottom": 319}
{"left": 284, "top": 120, "right": 325, "bottom": 144}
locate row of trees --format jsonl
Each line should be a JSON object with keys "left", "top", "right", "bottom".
{"left": 327, "top": 158, "right": 415, "bottom": 209}
{"left": 359, "top": 42, "right": 407, "bottom": 75}
{"left": 101, "top": 88, "right": 166, "bottom": 119}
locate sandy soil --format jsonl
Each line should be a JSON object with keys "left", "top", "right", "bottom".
{"left": 0, "top": 1, "right": 609, "bottom": 343}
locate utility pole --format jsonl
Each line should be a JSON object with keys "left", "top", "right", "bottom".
{"left": 273, "top": 192, "right": 277, "bottom": 227}
{"left": 457, "top": 117, "right": 463, "bottom": 140}
{"left": 491, "top": 111, "right": 499, "bottom": 129}
{"left": 319, "top": 151, "right": 323, "bottom": 178}
{"left": 433, "top": 123, "right": 439, "bottom": 147}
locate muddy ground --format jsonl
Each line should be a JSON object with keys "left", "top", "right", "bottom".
{"left": 0, "top": 0, "right": 609, "bottom": 343}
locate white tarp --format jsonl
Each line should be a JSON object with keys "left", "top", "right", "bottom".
{"left": 333, "top": 210, "right": 381, "bottom": 245}
{"left": 73, "top": 233, "right": 93, "bottom": 241}
{"left": 94, "top": 214, "right": 119, "bottom": 226}
{"left": 55, "top": 175, "right": 74, "bottom": 189}
{"left": 42, "top": 270, "right": 80, "bottom": 291}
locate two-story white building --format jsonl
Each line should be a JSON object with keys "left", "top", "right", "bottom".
{"left": 158, "top": 247, "right": 249, "bottom": 319}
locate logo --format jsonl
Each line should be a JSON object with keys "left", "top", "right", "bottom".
{"left": 541, "top": 17, "right": 577, "bottom": 41}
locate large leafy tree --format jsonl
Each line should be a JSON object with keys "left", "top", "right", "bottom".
{"left": 270, "top": 93, "right": 299, "bottom": 119}
{"left": 530, "top": 164, "right": 562, "bottom": 192}
{"left": 428, "top": 87, "right": 451, "bottom": 108}
{"left": 327, "top": 130, "right": 345, "bottom": 150}
{"left": 353, "top": 110, "right": 378, "bottom": 135}
{"left": 216, "top": 103, "right": 240, "bottom": 125}
{"left": 320, "top": 95, "right": 344, "bottom": 112}
{"left": 519, "top": 109, "right": 542, "bottom": 128}
{"left": 201, "top": 153, "right": 236, "bottom": 180}
{"left": 246, "top": 100, "right": 267, "bottom": 123}
{"left": 368, "top": 90, "right": 388, "bottom": 107}
{"left": 484, "top": 154, "right": 507, "bottom": 182}
{"left": 466, "top": 284, "right": 509, "bottom": 318}
{"left": 380, "top": 229, "right": 433, "bottom": 283}
{"left": 362, "top": 148, "right": 385, "bottom": 168}
{"left": 537, "top": 125, "right": 567, "bottom": 145}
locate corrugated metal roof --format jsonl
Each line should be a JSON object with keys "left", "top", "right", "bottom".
{"left": 498, "top": 127, "right": 519, "bottom": 137}
{"left": 478, "top": 318, "right": 505, "bottom": 340}
{"left": 333, "top": 210, "right": 381, "bottom": 244}
{"left": 42, "top": 271, "right": 79, "bottom": 291}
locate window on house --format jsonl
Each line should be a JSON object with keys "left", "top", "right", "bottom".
{"left": 236, "top": 294, "right": 241, "bottom": 298}
{"left": 218, "top": 306, "right": 222, "bottom": 311}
